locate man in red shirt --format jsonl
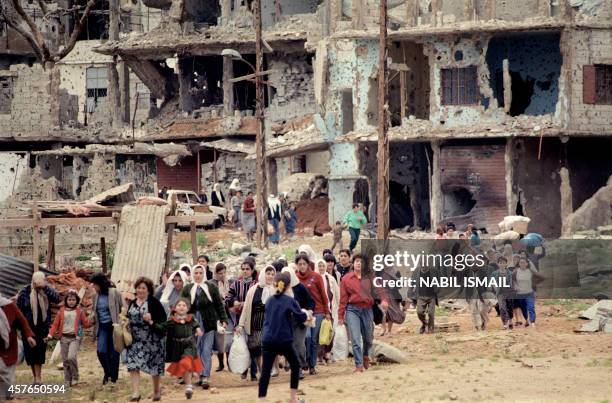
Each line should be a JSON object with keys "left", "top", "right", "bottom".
{"left": 1, "top": 294, "right": 36, "bottom": 400}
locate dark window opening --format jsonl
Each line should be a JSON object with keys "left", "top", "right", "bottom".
{"left": 584, "top": 64, "right": 612, "bottom": 105}
{"left": 340, "top": 89, "right": 354, "bottom": 134}
{"left": 486, "top": 33, "right": 562, "bottom": 115}
{"left": 232, "top": 53, "right": 258, "bottom": 111}
{"left": 515, "top": 193, "right": 524, "bottom": 216}
{"left": 353, "top": 178, "right": 370, "bottom": 219}
{"left": 188, "top": 56, "right": 224, "bottom": 108}
{"left": 443, "top": 187, "right": 477, "bottom": 217}
{"left": 76, "top": 1, "right": 110, "bottom": 40}
{"left": 389, "top": 180, "right": 414, "bottom": 229}
{"left": 389, "top": 41, "right": 430, "bottom": 125}
{"left": 291, "top": 155, "right": 306, "bottom": 174}
{"left": 0, "top": 76, "right": 14, "bottom": 114}
{"left": 441, "top": 66, "right": 478, "bottom": 105}
{"left": 187, "top": 0, "right": 220, "bottom": 25}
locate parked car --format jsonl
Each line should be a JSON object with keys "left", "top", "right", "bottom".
{"left": 165, "top": 190, "right": 227, "bottom": 229}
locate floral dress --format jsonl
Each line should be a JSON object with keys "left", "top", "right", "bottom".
{"left": 126, "top": 300, "right": 166, "bottom": 376}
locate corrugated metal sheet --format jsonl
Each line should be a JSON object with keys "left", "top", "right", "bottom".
{"left": 440, "top": 144, "right": 507, "bottom": 233}
{"left": 0, "top": 254, "right": 55, "bottom": 298}
{"left": 111, "top": 204, "right": 170, "bottom": 292}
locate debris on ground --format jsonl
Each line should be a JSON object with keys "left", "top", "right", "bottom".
{"left": 371, "top": 339, "right": 408, "bottom": 364}
{"left": 576, "top": 300, "right": 612, "bottom": 333}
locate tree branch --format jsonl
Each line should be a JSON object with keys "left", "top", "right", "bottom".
{"left": 54, "top": 0, "right": 98, "bottom": 61}
{"left": 8, "top": 0, "right": 50, "bottom": 62}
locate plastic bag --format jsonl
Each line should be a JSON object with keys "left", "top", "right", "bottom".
{"left": 520, "top": 233, "right": 543, "bottom": 248}
{"left": 112, "top": 323, "right": 125, "bottom": 353}
{"left": 330, "top": 325, "right": 349, "bottom": 361}
{"left": 49, "top": 342, "right": 61, "bottom": 364}
{"left": 228, "top": 333, "right": 251, "bottom": 374}
{"left": 319, "top": 318, "right": 334, "bottom": 346}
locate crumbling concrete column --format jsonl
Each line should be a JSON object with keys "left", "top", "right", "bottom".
{"left": 559, "top": 166, "right": 573, "bottom": 229}
{"left": 502, "top": 59, "right": 512, "bottom": 113}
{"left": 505, "top": 138, "right": 517, "bottom": 216}
{"left": 223, "top": 58, "right": 234, "bottom": 116}
{"left": 220, "top": 0, "right": 232, "bottom": 25}
{"left": 406, "top": 0, "right": 419, "bottom": 26}
{"left": 430, "top": 141, "right": 443, "bottom": 227}
{"left": 177, "top": 58, "right": 194, "bottom": 113}
{"left": 464, "top": 0, "right": 476, "bottom": 21}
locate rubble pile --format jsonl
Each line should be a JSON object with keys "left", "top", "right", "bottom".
{"left": 295, "top": 196, "right": 331, "bottom": 235}
{"left": 46, "top": 269, "right": 96, "bottom": 313}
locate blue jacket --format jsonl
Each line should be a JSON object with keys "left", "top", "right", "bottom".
{"left": 262, "top": 294, "right": 308, "bottom": 345}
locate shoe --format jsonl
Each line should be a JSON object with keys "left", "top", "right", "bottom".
{"left": 353, "top": 366, "right": 364, "bottom": 373}
{"left": 178, "top": 378, "right": 185, "bottom": 385}
{"left": 525, "top": 322, "right": 530, "bottom": 328}
{"left": 241, "top": 371, "right": 247, "bottom": 380}
{"left": 308, "top": 367, "right": 317, "bottom": 375}
{"left": 509, "top": 323, "right": 514, "bottom": 330}
{"left": 284, "top": 363, "right": 290, "bottom": 372}
{"left": 271, "top": 368, "right": 279, "bottom": 377}
{"left": 419, "top": 325, "right": 426, "bottom": 334}
{"left": 185, "top": 387, "right": 193, "bottom": 400}
{"left": 215, "top": 365, "right": 224, "bottom": 372}
{"left": 363, "top": 356, "right": 370, "bottom": 370}
{"left": 299, "top": 370, "right": 305, "bottom": 380}
{"left": 129, "top": 395, "right": 141, "bottom": 402}
{"left": 102, "top": 376, "right": 109, "bottom": 386}
{"left": 201, "top": 379, "right": 210, "bottom": 390}
{"left": 250, "top": 376, "right": 258, "bottom": 382}
{"left": 152, "top": 394, "right": 161, "bottom": 401}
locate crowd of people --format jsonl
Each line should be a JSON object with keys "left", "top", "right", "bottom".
{"left": 0, "top": 245, "right": 405, "bottom": 402}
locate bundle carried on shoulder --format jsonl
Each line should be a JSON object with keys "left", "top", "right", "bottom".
{"left": 113, "top": 306, "right": 132, "bottom": 353}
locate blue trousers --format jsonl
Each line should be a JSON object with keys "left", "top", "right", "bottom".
{"left": 306, "top": 313, "right": 324, "bottom": 369}
{"left": 516, "top": 293, "right": 536, "bottom": 323}
{"left": 348, "top": 227, "right": 360, "bottom": 251}
{"left": 345, "top": 305, "right": 373, "bottom": 368}
{"left": 269, "top": 218, "right": 280, "bottom": 243}
{"left": 197, "top": 329, "right": 216, "bottom": 377}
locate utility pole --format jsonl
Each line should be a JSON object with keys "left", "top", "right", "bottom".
{"left": 108, "top": 0, "right": 123, "bottom": 130}
{"left": 376, "top": 0, "right": 390, "bottom": 241}
{"left": 254, "top": 0, "right": 268, "bottom": 248}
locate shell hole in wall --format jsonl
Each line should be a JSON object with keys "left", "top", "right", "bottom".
{"left": 443, "top": 187, "right": 477, "bottom": 217}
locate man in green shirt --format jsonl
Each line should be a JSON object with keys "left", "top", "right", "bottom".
{"left": 343, "top": 204, "right": 368, "bottom": 252}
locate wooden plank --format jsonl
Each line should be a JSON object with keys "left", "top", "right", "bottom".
{"left": 228, "top": 69, "right": 274, "bottom": 83}
{"left": 400, "top": 70, "right": 407, "bottom": 122}
{"left": 0, "top": 216, "right": 119, "bottom": 227}
{"left": 165, "top": 215, "right": 216, "bottom": 225}
{"left": 190, "top": 221, "right": 198, "bottom": 265}
{"left": 46, "top": 225, "right": 56, "bottom": 271}
{"left": 165, "top": 223, "right": 175, "bottom": 272}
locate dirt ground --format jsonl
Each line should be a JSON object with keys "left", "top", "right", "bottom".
{"left": 13, "top": 228, "right": 612, "bottom": 403}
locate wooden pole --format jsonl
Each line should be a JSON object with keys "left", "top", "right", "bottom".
{"left": 46, "top": 225, "right": 56, "bottom": 271}
{"left": 254, "top": 0, "right": 268, "bottom": 248}
{"left": 190, "top": 221, "right": 198, "bottom": 265}
{"left": 165, "top": 224, "right": 175, "bottom": 272}
{"left": 32, "top": 205, "right": 40, "bottom": 272}
{"left": 101, "top": 237, "right": 107, "bottom": 273}
{"left": 108, "top": 0, "right": 124, "bottom": 129}
{"left": 376, "top": 0, "right": 390, "bottom": 241}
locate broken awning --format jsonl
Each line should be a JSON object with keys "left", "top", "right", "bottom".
{"left": 200, "top": 138, "right": 255, "bottom": 155}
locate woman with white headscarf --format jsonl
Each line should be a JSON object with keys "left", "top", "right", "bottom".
{"left": 211, "top": 183, "right": 225, "bottom": 208}
{"left": 181, "top": 265, "right": 228, "bottom": 389}
{"left": 155, "top": 270, "right": 188, "bottom": 315}
{"left": 0, "top": 293, "right": 35, "bottom": 400}
{"left": 237, "top": 266, "right": 276, "bottom": 377}
{"left": 16, "top": 271, "right": 60, "bottom": 384}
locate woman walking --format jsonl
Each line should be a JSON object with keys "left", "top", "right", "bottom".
{"left": 258, "top": 272, "right": 310, "bottom": 403}
{"left": 237, "top": 266, "right": 276, "bottom": 377}
{"left": 181, "top": 265, "right": 228, "bottom": 389}
{"left": 126, "top": 277, "right": 167, "bottom": 401}
{"left": 156, "top": 269, "right": 188, "bottom": 315}
{"left": 378, "top": 267, "right": 406, "bottom": 337}
{"left": 242, "top": 191, "right": 256, "bottom": 242}
{"left": 295, "top": 253, "right": 330, "bottom": 375}
{"left": 16, "top": 271, "right": 60, "bottom": 384}
{"left": 90, "top": 273, "right": 123, "bottom": 385}
{"left": 46, "top": 290, "right": 92, "bottom": 386}
{"left": 210, "top": 263, "right": 234, "bottom": 372}
{"left": 513, "top": 257, "right": 544, "bottom": 328}
{"left": 316, "top": 259, "right": 340, "bottom": 364}
{"left": 339, "top": 254, "right": 388, "bottom": 372}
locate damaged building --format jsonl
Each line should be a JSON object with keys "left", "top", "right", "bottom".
{"left": 1, "top": 0, "right": 611, "bottom": 259}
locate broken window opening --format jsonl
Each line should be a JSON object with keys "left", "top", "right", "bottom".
{"left": 366, "top": 77, "right": 378, "bottom": 126}
{"left": 340, "top": 89, "right": 354, "bottom": 134}
{"left": 584, "top": 64, "right": 612, "bottom": 105}
{"left": 486, "top": 32, "right": 562, "bottom": 116}
{"left": 443, "top": 187, "right": 477, "bottom": 217}
{"left": 86, "top": 67, "right": 108, "bottom": 113}
{"left": 389, "top": 41, "right": 430, "bottom": 125}
{"left": 76, "top": 1, "right": 110, "bottom": 40}
{"left": 290, "top": 155, "right": 306, "bottom": 174}
{"left": 353, "top": 178, "right": 370, "bottom": 218}
{"left": 515, "top": 194, "right": 524, "bottom": 216}
{"left": 187, "top": 0, "right": 220, "bottom": 25}
{"left": 441, "top": 66, "right": 478, "bottom": 106}
{"left": 232, "top": 53, "right": 258, "bottom": 112}
{"left": 0, "top": 76, "right": 14, "bottom": 114}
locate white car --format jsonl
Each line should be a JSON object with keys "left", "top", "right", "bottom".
{"left": 166, "top": 190, "right": 227, "bottom": 228}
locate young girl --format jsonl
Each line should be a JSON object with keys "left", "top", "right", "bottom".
{"left": 46, "top": 290, "right": 91, "bottom": 386}
{"left": 258, "top": 272, "right": 310, "bottom": 402}
{"left": 150, "top": 298, "right": 204, "bottom": 400}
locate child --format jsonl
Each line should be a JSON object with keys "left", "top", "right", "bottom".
{"left": 46, "top": 290, "right": 91, "bottom": 386}
{"left": 231, "top": 190, "right": 243, "bottom": 229}
{"left": 151, "top": 298, "right": 204, "bottom": 399}
{"left": 330, "top": 221, "right": 345, "bottom": 252}
{"left": 491, "top": 256, "right": 514, "bottom": 330}
{"left": 258, "top": 272, "right": 310, "bottom": 402}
